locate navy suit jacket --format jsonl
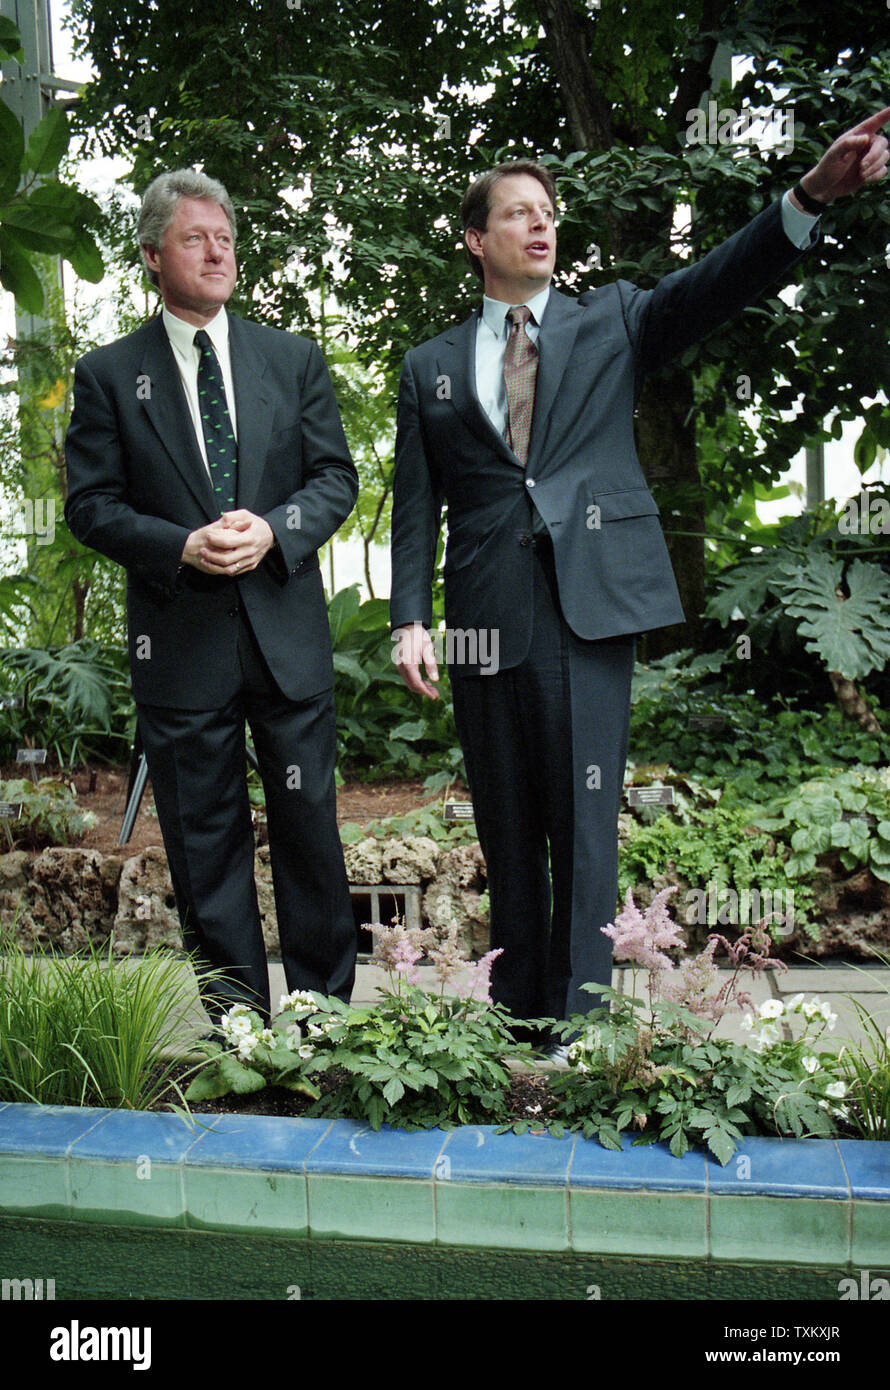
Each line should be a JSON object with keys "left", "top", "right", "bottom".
{"left": 65, "top": 312, "right": 357, "bottom": 708}
{"left": 390, "top": 196, "right": 817, "bottom": 674}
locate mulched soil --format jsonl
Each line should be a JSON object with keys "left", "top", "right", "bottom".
{"left": 162, "top": 1062, "right": 560, "bottom": 1128}
{"left": 1, "top": 763, "right": 463, "bottom": 858}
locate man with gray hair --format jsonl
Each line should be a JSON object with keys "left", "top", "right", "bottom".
{"left": 65, "top": 169, "right": 359, "bottom": 1025}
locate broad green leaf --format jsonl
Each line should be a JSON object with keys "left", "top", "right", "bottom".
{"left": 65, "top": 229, "right": 104, "bottom": 282}
{"left": 23, "top": 105, "right": 70, "bottom": 175}
{"left": 0, "top": 230, "right": 44, "bottom": 312}
{"left": 775, "top": 555, "right": 890, "bottom": 680}
{"left": 0, "top": 204, "right": 73, "bottom": 252}
{"left": 0, "top": 98, "right": 25, "bottom": 184}
{"left": 0, "top": 16, "right": 24, "bottom": 61}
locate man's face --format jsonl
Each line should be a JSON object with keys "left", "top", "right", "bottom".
{"left": 143, "top": 196, "right": 237, "bottom": 322}
{"left": 465, "top": 173, "right": 556, "bottom": 301}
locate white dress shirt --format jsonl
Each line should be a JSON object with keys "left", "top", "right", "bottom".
{"left": 473, "top": 192, "right": 819, "bottom": 433}
{"left": 162, "top": 305, "right": 239, "bottom": 477}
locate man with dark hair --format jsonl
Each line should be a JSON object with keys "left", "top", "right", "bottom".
{"left": 390, "top": 113, "right": 889, "bottom": 1050}
{"left": 66, "top": 169, "right": 359, "bottom": 1026}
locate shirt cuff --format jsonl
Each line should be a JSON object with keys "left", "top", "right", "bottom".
{"left": 781, "top": 189, "right": 820, "bottom": 248}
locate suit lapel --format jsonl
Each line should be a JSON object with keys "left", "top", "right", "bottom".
{"left": 437, "top": 311, "right": 519, "bottom": 467}
{"left": 226, "top": 314, "right": 273, "bottom": 514}
{"left": 526, "top": 289, "right": 582, "bottom": 470}
{"left": 139, "top": 316, "right": 219, "bottom": 519}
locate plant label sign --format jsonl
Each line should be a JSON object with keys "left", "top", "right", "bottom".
{"left": 0, "top": 696, "right": 23, "bottom": 709}
{"left": 0, "top": 803, "right": 23, "bottom": 818}
{"left": 627, "top": 786, "right": 675, "bottom": 807}
{"left": 686, "top": 715, "right": 726, "bottom": 732}
{"left": 16, "top": 749, "right": 47, "bottom": 764}
{"left": 443, "top": 801, "right": 475, "bottom": 821}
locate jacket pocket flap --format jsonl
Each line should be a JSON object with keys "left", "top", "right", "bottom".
{"left": 593, "top": 487, "right": 660, "bottom": 522}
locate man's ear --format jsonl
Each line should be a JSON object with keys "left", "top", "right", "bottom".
{"left": 142, "top": 242, "right": 160, "bottom": 274}
{"left": 465, "top": 226, "right": 485, "bottom": 262}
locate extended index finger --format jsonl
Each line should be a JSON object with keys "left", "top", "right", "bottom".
{"left": 848, "top": 104, "right": 890, "bottom": 138}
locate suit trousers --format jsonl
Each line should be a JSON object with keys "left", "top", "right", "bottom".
{"left": 136, "top": 592, "right": 356, "bottom": 1023}
{"left": 450, "top": 538, "right": 635, "bottom": 1023}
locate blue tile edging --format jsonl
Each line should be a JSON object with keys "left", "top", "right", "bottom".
{"left": 0, "top": 1100, "right": 888, "bottom": 1263}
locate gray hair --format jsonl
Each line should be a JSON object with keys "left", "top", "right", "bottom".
{"left": 137, "top": 169, "right": 237, "bottom": 286}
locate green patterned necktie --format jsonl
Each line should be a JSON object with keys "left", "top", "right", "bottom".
{"left": 503, "top": 304, "right": 538, "bottom": 466}
{"left": 194, "top": 328, "right": 238, "bottom": 512}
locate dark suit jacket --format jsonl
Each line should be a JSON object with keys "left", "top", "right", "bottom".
{"left": 390, "top": 196, "right": 817, "bottom": 674}
{"left": 65, "top": 312, "right": 358, "bottom": 708}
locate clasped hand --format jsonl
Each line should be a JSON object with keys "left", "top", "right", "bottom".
{"left": 181, "top": 510, "right": 275, "bottom": 576}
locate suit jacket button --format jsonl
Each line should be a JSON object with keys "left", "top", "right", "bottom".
{"left": 518, "top": 534, "right": 531, "bottom": 547}
{"left": 526, "top": 477, "right": 535, "bottom": 487}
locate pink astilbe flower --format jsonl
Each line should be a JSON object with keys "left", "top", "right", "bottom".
{"left": 391, "top": 934, "right": 423, "bottom": 986}
{"left": 369, "top": 919, "right": 428, "bottom": 984}
{"left": 601, "top": 886, "right": 685, "bottom": 973}
{"left": 456, "top": 948, "right": 503, "bottom": 1004}
{"left": 426, "top": 923, "right": 466, "bottom": 988}
{"left": 658, "top": 937, "right": 729, "bottom": 1019}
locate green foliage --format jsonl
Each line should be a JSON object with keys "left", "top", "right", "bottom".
{"left": 618, "top": 802, "right": 814, "bottom": 935}
{"left": 0, "top": 639, "right": 134, "bottom": 767}
{"left": 339, "top": 799, "right": 478, "bottom": 847}
{"left": 543, "top": 990, "right": 841, "bottom": 1163}
{"left": 838, "top": 955, "right": 890, "bottom": 1140}
{"left": 329, "top": 585, "right": 464, "bottom": 779}
{"left": 186, "top": 941, "right": 545, "bottom": 1130}
{"left": 774, "top": 554, "right": 890, "bottom": 681}
{"left": 630, "top": 651, "right": 888, "bottom": 804}
{"left": 705, "top": 508, "right": 890, "bottom": 693}
{"left": 0, "top": 932, "right": 211, "bottom": 1109}
{"left": 755, "top": 768, "right": 890, "bottom": 884}
{"left": 0, "top": 777, "right": 95, "bottom": 849}
{"left": 0, "top": 17, "right": 103, "bottom": 311}
{"left": 184, "top": 1006, "right": 320, "bottom": 1104}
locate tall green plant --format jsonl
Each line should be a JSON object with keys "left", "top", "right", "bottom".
{"left": 0, "top": 932, "right": 213, "bottom": 1110}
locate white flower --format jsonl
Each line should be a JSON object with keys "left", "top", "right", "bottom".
{"left": 259, "top": 1029, "right": 275, "bottom": 1047}
{"left": 758, "top": 999, "right": 784, "bottom": 1020}
{"left": 825, "top": 1081, "right": 847, "bottom": 1100}
{"left": 786, "top": 993, "right": 806, "bottom": 1011}
{"left": 307, "top": 1021, "right": 325, "bottom": 1038}
{"left": 758, "top": 1022, "right": 781, "bottom": 1048}
{"left": 819, "top": 1002, "right": 838, "bottom": 1027}
{"left": 279, "top": 989, "right": 317, "bottom": 1012}
{"left": 739, "top": 1013, "right": 755, "bottom": 1032}
{"left": 236, "top": 1034, "right": 259, "bottom": 1060}
{"left": 801, "top": 998, "right": 823, "bottom": 1020}
{"left": 802, "top": 1055, "right": 820, "bottom": 1074}
{"left": 298, "top": 1043, "right": 315, "bottom": 1060}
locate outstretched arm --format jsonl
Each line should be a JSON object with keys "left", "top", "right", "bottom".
{"left": 790, "top": 105, "right": 890, "bottom": 208}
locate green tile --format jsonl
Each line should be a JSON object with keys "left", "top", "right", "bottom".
{"left": 710, "top": 1196, "right": 849, "bottom": 1265}
{"left": 185, "top": 1166, "right": 307, "bottom": 1235}
{"left": 570, "top": 1190, "right": 707, "bottom": 1256}
{"left": 308, "top": 1175, "right": 434, "bottom": 1243}
{"left": 69, "top": 1157, "right": 185, "bottom": 1227}
{"left": 851, "top": 1201, "right": 890, "bottom": 1266}
{"left": 435, "top": 1183, "right": 569, "bottom": 1251}
{"left": 0, "top": 1156, "right": 68, "bottom": 1218}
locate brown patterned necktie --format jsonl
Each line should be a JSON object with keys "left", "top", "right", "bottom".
{"left": 503, "top": 304, "right": 538, "bottom": 466}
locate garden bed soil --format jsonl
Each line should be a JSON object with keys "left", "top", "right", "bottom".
{"left": 166, "top": 1064, "right": 559, "bottom": 1127}
{"left": 0, "top": 763, "right": 457, "bottom": 859}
